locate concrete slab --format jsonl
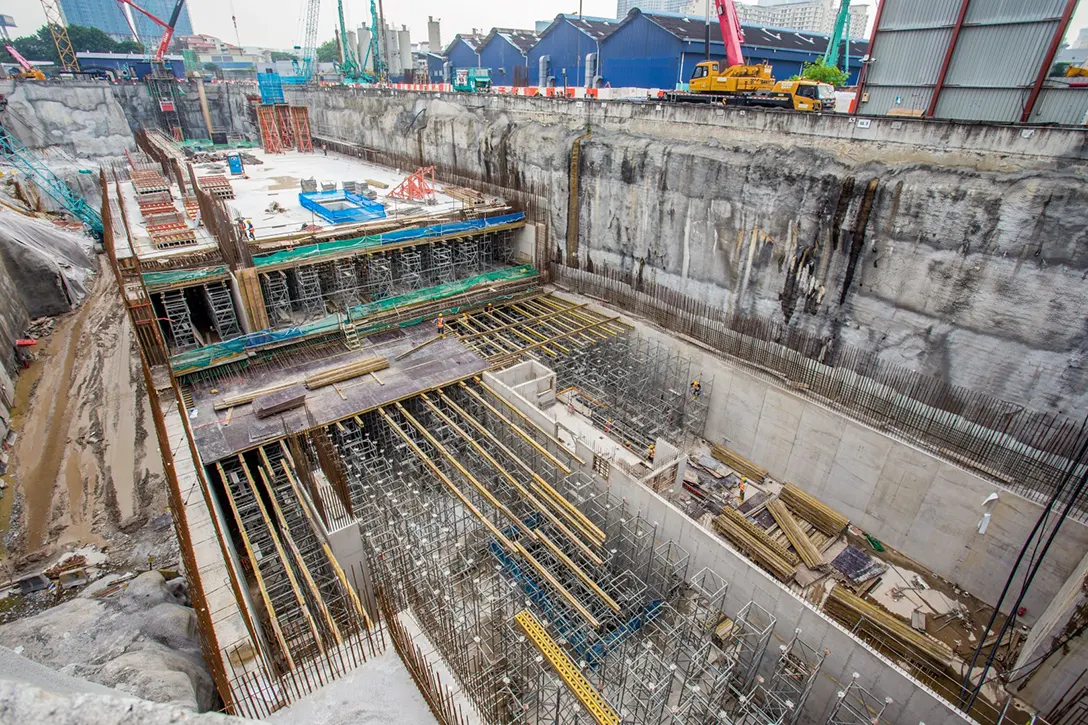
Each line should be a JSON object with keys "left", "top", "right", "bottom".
{"left": 783, "top": 403, "right": 845, "bottom": 496}
{"left": 864, "top": 445, "right": 941, "bottom": 541}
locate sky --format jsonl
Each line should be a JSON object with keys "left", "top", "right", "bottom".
{"left": 2, "top": 0, "right": 1086, "bottom": 53}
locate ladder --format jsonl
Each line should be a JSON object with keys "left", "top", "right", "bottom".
{"left": 204, "top": 282, "right": 240, "bottom": 340}
{"left": 260, "top": 270, "right": 292, "bottom": 325}
{"left": 161, "top": 290, "right": 198, "bottom": 351}
{"left": 342, "top": 319, "right": 362, "bottom": 350}
{"left": 332, "top": 258, "right": 359, "bottom": 309}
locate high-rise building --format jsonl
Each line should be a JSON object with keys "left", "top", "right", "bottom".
{"left": 1074, "top": 27, "right": 1088, "bottom": 50}
{"left": 640, "top": 0, "right": 868, "bottom": 38}
{"left": 59, "top": 0, "right": 194, "bottom": 44}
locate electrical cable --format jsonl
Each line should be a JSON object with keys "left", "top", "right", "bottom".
{"left": 959, "top": 414, "right": 1088, "bottom": 707}
{"left": 962, "top": 418, "right": 1088, "bottom": 712}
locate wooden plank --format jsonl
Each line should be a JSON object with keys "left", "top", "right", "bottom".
{"left": 514, "top": 542, "right": 599, "bottom": 628}
{"left": 215, "top": 462, "right": 295, "bottom": 671}
{"left": 475, "top": 377, "right": 587, "bottom": 466}
{"left": 767, "top": 499, "right": 825, "bottom": 569}
{"left": 780, "top": 483, "right": 849, "bottom": 537}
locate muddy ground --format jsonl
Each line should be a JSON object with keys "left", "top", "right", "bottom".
{"left": 0, "top": 257, "right": 174, "bottom": 581}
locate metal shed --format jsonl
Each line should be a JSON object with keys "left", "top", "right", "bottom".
{"left": 477, "top": 29, "right": 539, "bottom": 86}
{"left": 599, "top": 9, "right": 868, "bottom": 89}
{"left": 856, "top": 0, "right": 1085, "bottom": 124}
{"left": 444, "top": 33, "right": 484, "bottom": 73}
{"left": 527, "top": 14, "right": 622, "bottom": 87}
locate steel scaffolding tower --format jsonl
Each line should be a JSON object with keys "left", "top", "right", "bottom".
{"left": 294, "top": 264, "right": 325, "bottom": 318}
{"left": 204, "top": 281, "right": 241, "bottom": 340}
{"left": 161, "top": 289, "right": 197, "bottom": 351}
{"left": 260, "top": 270, "right": 293, "bottom": 326}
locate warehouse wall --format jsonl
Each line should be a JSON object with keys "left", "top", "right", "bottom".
{"left": 293, "top": 88, "right": 1088, "bottom": 417}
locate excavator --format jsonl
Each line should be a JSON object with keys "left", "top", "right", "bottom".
{"left": 663, "top": 0, "right": 834, "bottom": 111}
{"left": 4, "top": 45, "right": 47, "bottom": 80}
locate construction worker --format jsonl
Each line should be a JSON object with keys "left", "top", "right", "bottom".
{"left": 322, "top": 143, "right": 328, "bottom": 156}
{"left": 486, "top": 302, "right": 494, "bottom": 314}
{"left": 648, "top": 443, "right": 656, "bottom": 463}
{"left": 690, "top": 380, "right": 702, "bottom": 399}
{"left": 245, "top": 219, "right": 255, "bottom": 240}
{"left": 435, "top": 313, "right": 445, "bottom": 339}
{"left": 738, "top": 476, "right": 747, "bottom": 503}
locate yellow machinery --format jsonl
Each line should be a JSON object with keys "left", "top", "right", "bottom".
{"left": 678, "top": 60, "right": 834, "bottom": 111}
{"left": 1066, "top": 64, "right": 1088, "bottom": 78}
{"left": 4, "top": 45, "right": 46, "bottom": 80}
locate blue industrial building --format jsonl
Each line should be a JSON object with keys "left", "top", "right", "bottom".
{"left": 76, "top": 52, "right": 186, "bottom": 79}
{"left": 59, "top": 0, "right": 194, "bottom": 44}
{"left": 527, "top": 15, "right": 621, "bottom": 87}
{"left": 444, "top": 33, "right": 484, "bottom": 72}
{"left": 599, "top": 9, "right": 867, "bottom": 89}
{"left": 420, "top": 52, "right": 446, "bottom": 83}
{"left": 476, "top": 29, "right": 538, "bottom": 86}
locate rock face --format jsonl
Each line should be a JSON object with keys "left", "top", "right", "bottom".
{"left": 1, "top": 81, "right": 136, "bottom": 159}
{"left": 291, "top": 90, "right": 1088, "bottom": 415}
{"left": 0, "top": 681, "right": 250, "bottom": 725}
{"left": 0, "top": 572, "right": 214, "bottom": 711}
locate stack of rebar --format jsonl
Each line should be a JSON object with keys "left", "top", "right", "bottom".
{"left": 712, "top": 506, "right": 798, "bottom": 581}
{"left": 304, "top": 356, "right": 389, "bottom": 389}
{"left": 767, "top": 499, "right": 825, "bottom": 569}
{"left": 780, "top": 483, "right": 849, "bottom": 536}
{"left": 824, "top": 585, "right": 952, "bottom": 669}
{"left": 710, "top": 444, "right": 767, "bottom": 483}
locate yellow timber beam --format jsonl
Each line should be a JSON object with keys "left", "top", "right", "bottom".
{"left": 515, "top": 609, "right": 619, "bottom": 725}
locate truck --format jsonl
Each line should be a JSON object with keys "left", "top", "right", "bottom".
{"left": 659, "top": 0, "right": 833, "bottom": 111}
{"left": 453, "top": 68, "right": 492, "bottom": 93}
{"left": 665, "top": 61, "right": 834, "bottom": 111}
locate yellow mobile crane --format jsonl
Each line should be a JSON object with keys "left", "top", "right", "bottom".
{"left": 663, "top": 0, "right": 833, "bottom": 111}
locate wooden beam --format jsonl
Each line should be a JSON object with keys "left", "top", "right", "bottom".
{"left": 420, "top": 394, "right": 603, "bottom": 565}
{"left": 536, "top": 530, "right": 619, "bottom": 613}
{"left": 474, "top": 378, "right": 587, "bottom": 466}
{"left": 458, "top": 383, "right": 573, "bottom": 476}
{"left": 215, "top": 462, "right": 295, "bottom": 671}
{"left": 514, "top": 542, "right": 600, "bottom": 629}
{"left": 237, "top": 454, "right": 325, "bottom": 654}
{"left": 378, "top": 407, "right": 516, "bottom": 551}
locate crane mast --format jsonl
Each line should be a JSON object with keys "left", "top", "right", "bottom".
{"left": 299, "top": 0, "right": 321, "bottom": 81}
{"left": 38, "top": 0, "right": 79, "bottom": 73}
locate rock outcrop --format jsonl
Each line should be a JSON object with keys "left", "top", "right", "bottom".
{"left": 0, "top": 572, "right": 214, "bottom": 711}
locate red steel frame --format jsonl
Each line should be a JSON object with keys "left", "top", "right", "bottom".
{"left": 1020, "top": 0, "right": 1079, "bottom": 123}
{"left": 925, "top": 0, "right": 972, "bottom": 118}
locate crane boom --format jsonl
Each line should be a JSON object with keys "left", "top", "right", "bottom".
{"left": 823, "top": 0, "right": 851, "bottom": 72}
{"left": 114, "top": 0, "right": 186, "bottom": 62}
{"left": 714, "top": 0, "right": 745, "bottom": 68}
{"left": 5, "top": 44, "right": 36, "bottom": 72}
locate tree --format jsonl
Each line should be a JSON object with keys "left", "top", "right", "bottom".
{"left": 796, "top": 58, "right": 849, "bottom": 87}
{"left": 4, "top": 24, "right": 144, "bottom": 65}
{"left": 270, "top": 50, "right": 297, "bottom": 62}
{"left": 316, "top": 39, "right": 339, "bottom": 63}
{"left": 203, "top": 62, "right": 219, "bottom": 72}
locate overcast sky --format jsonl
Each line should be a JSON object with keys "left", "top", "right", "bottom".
{"left": 3, "top": 0, "right": 1086, "bottom": 53}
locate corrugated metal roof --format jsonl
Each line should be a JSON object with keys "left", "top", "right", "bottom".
{"left": 479, "top": 28, "right": 539, "bottom": 54}
{"left": 1028, "top": 87, "right": 1088, "bottom": 125}
{"left": 964, "top": 0, "right": 1068, "bottom": 24}
{"left": 630, "top": 9, "right": 868, "bottom": 56}
{"left": 945, "top": 21, "right": 1058, "bottom": 87}
{"left": 933, "top": 87, "right": 1027, "bottom": 122}
{"left": 858, "top": 85, "right": 936, "bottom": 116}
{"left": 538, "top": 14, "right": 622, "bottom": 42}
{"left": 444, "top": 33, "right": 484, "bottom": 55}
{"left": 867, "top": 28, "right": 953, "bottom": 86}
{"left": 877, "top": 0, "right": 960, "bottom": 31}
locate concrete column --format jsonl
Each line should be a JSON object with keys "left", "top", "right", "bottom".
{"left": 193, "top": 77, "right": 215, "bottom": 140}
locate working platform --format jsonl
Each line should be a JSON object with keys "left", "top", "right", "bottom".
{"left": 186, "top": 323, "right": 490, "bottom": 463}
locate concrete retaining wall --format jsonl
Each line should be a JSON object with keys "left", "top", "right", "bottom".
{"left": 599, "top": 463, "right": 974, "bottom": 725}
{"left": 288, "top": 86, "right": 1088, "bottom": 417}
{"left": 552, "top": 290, "right": 1088, "bottom": 624}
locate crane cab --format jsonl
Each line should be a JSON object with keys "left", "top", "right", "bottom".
{"left": 688, "top": 61, "right": 775, "bottom": 94}
{"left": 772, "top": 79, "right": 836, "bottom": 111}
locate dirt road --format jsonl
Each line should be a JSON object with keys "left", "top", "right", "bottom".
{"left": 2, "top": 257, "right": 166, "bottom": 567}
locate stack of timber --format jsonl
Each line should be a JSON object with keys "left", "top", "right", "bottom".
{"left": 252, "top": 385, "right": 307, "bottom": 418}
{"left": 824, "top": 585, "right": 952, "bottom": 670}
{"left": 767, "top": 499, "right": 825, "bottom": 569}
{"left": 214, "top": 380, "right": 301, "bottom": 410}
{"left": 710, "top": 444, "right": 767, "bottom": 483}
{"left": 304, "top": 357, "right": 389, "bottom": 389}
{"left": 780, "top": 483, "right": 849, "bottom": 536}
{"left": 235, "top": 269, "right": 270, "bottom": 331}
{"left": 713, "top": 506, "right": 798, "bottom": 581}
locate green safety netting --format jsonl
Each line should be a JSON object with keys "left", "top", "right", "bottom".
{"left": 169, "top": 264, "right": 539, "bottom": 375}
{"left": 253, "top": 213, "right": 525, "bottom": 269}
{"left": 142, "top": 265, "right": 229, "bottom": 289}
